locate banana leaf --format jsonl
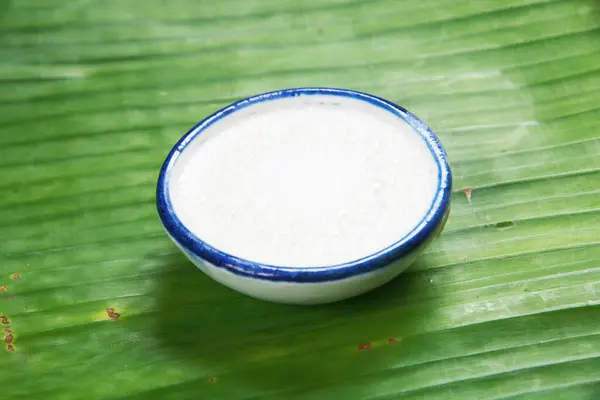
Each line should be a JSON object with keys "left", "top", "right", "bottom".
{"left": 1, "top": 0, "right": 599, "bottom": 398}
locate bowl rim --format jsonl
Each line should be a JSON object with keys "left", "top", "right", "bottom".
{"left": 156, "top": 87, "right": 452, "bottom": 283}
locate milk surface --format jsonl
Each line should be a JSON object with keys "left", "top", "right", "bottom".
{"left": 169, "top": 95, "right": 439, "bottom": 267}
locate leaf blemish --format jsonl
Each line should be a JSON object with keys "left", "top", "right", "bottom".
{"left": 0, "top": 316, "right": 8, "bottom": 325}
{"left": 0, "top": 286, "right": 7, "bottom": 293}
{"left": 388, "top": 338, "right": 397, "bottom": 344}
{"left": 209, "top": 377, "right": 216, "bottom": 384}
{"left": 4, "top": 333, "right": 13, "bottom": 344}
{"left": 495, "top": 221, "right": 514, "bottom": 229}
{"left": 6, "top": 344, "right": 14, "bottom": 352}
{"left": 105, "top": 308, "right": 121, "bottom": 320}
{"left": 464, "top": 188, "right": 472, "bottom": 203}
{"left": 358, "top": 343, "right": 373, "bottom": 351}
{"left": 11, "top": 273, "right": 20, "bottom": 280}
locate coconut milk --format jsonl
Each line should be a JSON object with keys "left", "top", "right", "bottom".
{"left": 169, "top": 95, "right": 439, "bottom": 267}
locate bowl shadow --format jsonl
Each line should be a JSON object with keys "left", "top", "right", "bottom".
{"left": 149, "top": 250, "right": 443, "bottom": 394}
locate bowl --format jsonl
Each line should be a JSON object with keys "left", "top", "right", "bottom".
{"left": 156, "top": 87, "right": 452, "bottom": 305}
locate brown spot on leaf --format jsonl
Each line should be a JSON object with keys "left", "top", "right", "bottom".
{"left": 6, "top": 344, "right": 14, "bottom": 352}
{"left": 4, "top": 334, "right": 13, "bottom": 344}
{"left": 0, "top": 286, "right": 7, "bottom": 293}
{"left": 464, "top": 188, "right": 472, "bottom": 203}
{"left": 387, "top": 338, "right": 397, "bottom": 344}
{"left": 11, "top": 273, "right": 20, "bottom": 280}
{"left": 4, "top": 328, "right": 12, "bottom": 334}
{"left": 105, "top": 308, "right": 121, "bottom": 319}
{"left": 0, "top": 316, "right": 8, "bottom": 325}
{"left": 358, "top": 343, "right": 373, "bottom": 351}
{"left": 209, "top": 377, "right": 216, "bottom": 384}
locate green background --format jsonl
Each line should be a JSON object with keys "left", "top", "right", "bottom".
{"left": 1, "top": 0, "right": 599, "bottom": 398}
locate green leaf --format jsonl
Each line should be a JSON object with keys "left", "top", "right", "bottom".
{"left": 1, "top": 0, "right": 599, "bottom": 398}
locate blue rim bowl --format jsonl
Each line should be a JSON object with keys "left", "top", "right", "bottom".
{"left": 156, "top": 87, "right": 452, "bottom": 284}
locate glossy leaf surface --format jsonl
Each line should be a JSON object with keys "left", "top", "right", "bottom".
{"left": 1, "top": 0, "right": 599, "bottom": 398}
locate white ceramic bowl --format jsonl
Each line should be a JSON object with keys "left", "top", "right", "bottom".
{"left": 156, "top": 88, "right": 452, "bottom": 305}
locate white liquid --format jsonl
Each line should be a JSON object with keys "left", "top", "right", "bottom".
{"left": 169, "top": 95, "right": 439, "bottom": 267}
